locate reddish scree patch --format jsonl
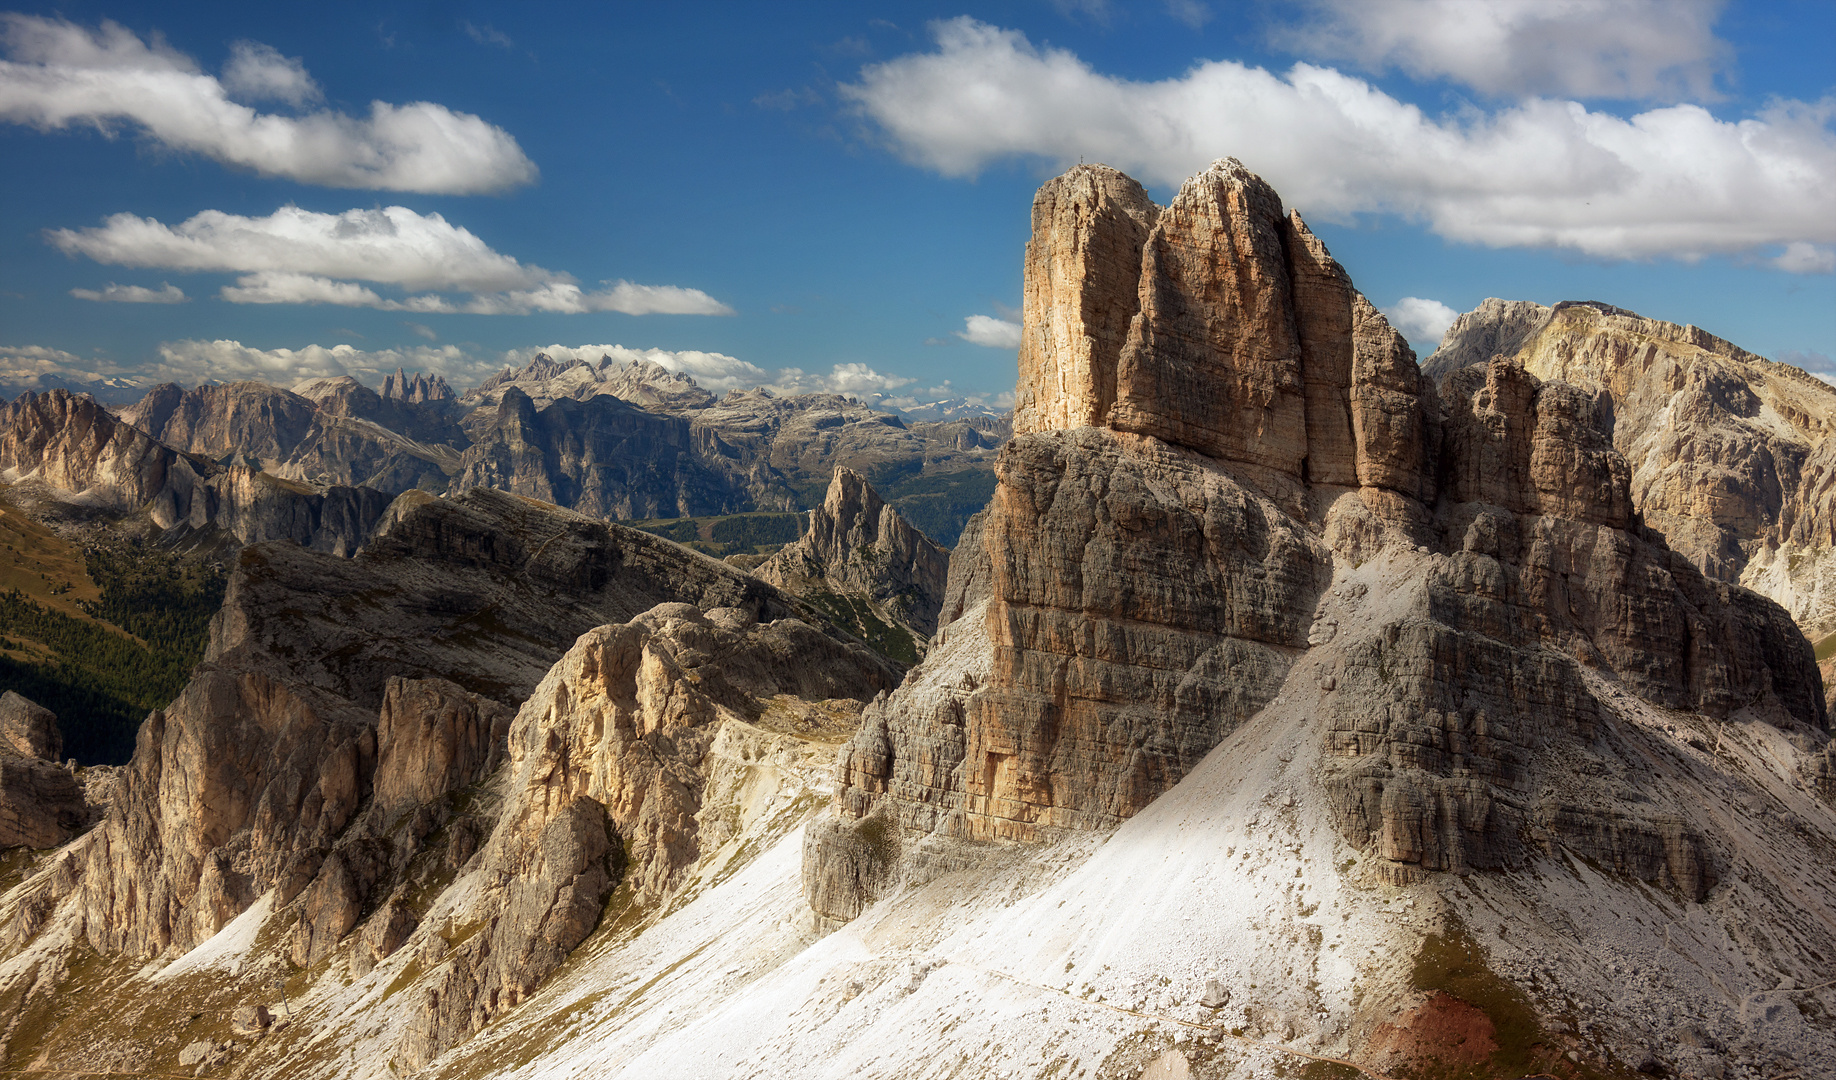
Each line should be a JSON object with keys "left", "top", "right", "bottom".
{"left": 1365, "top": 991, "right": 1500, "bottom": 1067}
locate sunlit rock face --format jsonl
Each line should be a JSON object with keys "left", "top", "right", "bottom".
{"left": 804, "top": 159, "right": 1824, "bottom": 924}
{"left": 1428, "top": 297, "right": 1836, "bottom": 646}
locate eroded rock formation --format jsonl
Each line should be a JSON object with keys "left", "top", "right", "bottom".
{"left": 0, "top": 389, "right": 388, "bottom": 553}
{"left": 395, "top": 602, "right": 896, "bottom": 1067}
{"left": 1426, "top": 298, "right": 1836, "bottom": 643}
{"left": 804, "top": 159, "right": 1824, "bottom": 925}
{"left": 453, "top": 387, "right": 744, "bottom": 519}
{"left": 57, "top": 487, "right": 820, "bottom": 963}
{"left": 757, "top": 466, "right": 950, "bottom": 655}
{"left": 0, "top": 693, "right": 86, "bottom": 850}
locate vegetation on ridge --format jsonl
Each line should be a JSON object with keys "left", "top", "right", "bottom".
{"left": 0, "top": 532, "right": 225, "bottom": 765}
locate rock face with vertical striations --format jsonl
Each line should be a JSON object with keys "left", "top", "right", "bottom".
{"left": 756, "top": 466, "right": 951, "bottom": 657}
{"left": 0, "top": 389, "right": 389, "bottom": 553}
{"left": 803, "top": 159, "right": 1825, "bottom": 930}
{"left": 452, "top": 387, "right": 746, "bottom": 519}
{"left": 125, "top": 377, "right": 466, "bottom": 496}
{"left": 1426, "top": 297, "right": 1836, "bottom": 643}
{"left": 0, "top": 693, "right": 87, "bottom": 850}
{"left": 60, "top": 487, "right": 824, "bottom": 963}
{"left": 1013, "top": 164, "right": 1160, "bottom": 436}
{"left": 393, "top": 602, "right": 897, "bottom": 1068}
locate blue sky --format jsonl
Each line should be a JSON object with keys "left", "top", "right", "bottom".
{"left": 1, "top": 0, "right": 1832, "bottom": 406}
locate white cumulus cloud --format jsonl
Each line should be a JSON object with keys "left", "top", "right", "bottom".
{"left": 0, "top": 14, "right": 535, "bottom": 194}
{"left": 1380, "top": 297, "right": 1459, "bottom": 351}
{"left": 0, "top": 343, "right": 120, "bottom": 382}
{"left": 69, "top": 281, "right": 186, "bottom": 303}
{"left": 1773, "top": 242, "right": 1836, "bottom": 275}
{"left": 1268, "top": 0, "right": 1729, "bottom": 100}
{"left": 956, "top": 314, "right": 1023, "bottom": 349}
{"left": 220, "top": 40, "right": 320, "bottom": 106}
{"left": 49, "top": 205, "right": 734, "bottom": 316}
{"left": 842, "top": 19, "right": 1836, "bottom": 269}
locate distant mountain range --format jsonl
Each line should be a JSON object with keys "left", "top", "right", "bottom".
{"left": 1, "top": 357, "right": 1010, "bottom": 550}
{"left": 0, "top": 373, "right": 146, "bottom": 406}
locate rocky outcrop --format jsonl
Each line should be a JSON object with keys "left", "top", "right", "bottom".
{"left": 1420, "top": 297, "right": 1551, "bottom": 377}
{"left": 1426, "top": 298, "right": 1836, "bottom": 642}
{"left": 121, "top": 381, "right": 316, "bottom": 469}
{"left": 381, "top": 367, "right": 453, "bottom": 404}
{"left": 1, "top": 691, "right": 61, "bottom": 761}
{"left": 0, "top": 389, "right": 391, "bottom": 552}
{"left": 804, "top": 159, "right": 1824, "bottom": 926}
{"left": 757, "top": 467, "right": 950, "bottom": 655}
{"left": 69, "top": 486, "right": 828, "bottom": 962}
{"left": 394, "top": 601, "right": 896, "bottom": 1067}
{"left": 127, "top": 378, "right": 465, "bottom": 495}
{"left": 1320, "top": 357, "right": 1822, "bottom": 892}
{"left": 452, "top": 387, "right": 745, "bottom": 519}
{"left": 0, "top": 693, "right": 86, "bottom": 850}
{"left": 1013, "top": 164, "right": 1159, "bottom": 435}
{"left": 1, "top": 388, "right": 214, "bottom": 515}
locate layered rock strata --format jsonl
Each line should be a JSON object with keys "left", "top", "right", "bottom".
{"left": 804, "top": 159, "right": 1824, "bottom": 926}
{"left": 396, "top": 602, "right": 896, "bottom": 1067}
{"left": 125, "top": 377, "right": 466, "bottom": 495}
{"left": 453, "top": 387, "right": 745, "bottom": 519}
{"left": 757, "top": 466, "right": 950, "bottom": 654}
{"left": 1426, "top": 298, "right": 1836, "bottom": 642}
{"left": 55, "top": 487, "right": 838, "bottom": 963}
{"left": 0, "top": 389, "right": 389, "bottom": 553}
{"left": 0, "top": 693, "right": 87, "bottom": 850}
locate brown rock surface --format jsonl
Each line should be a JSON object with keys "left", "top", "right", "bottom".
{"left": 804, "top": 160, "right": 1825, "bottom": 928}
{"left": 1110, "top": 159, "right": 1309, "bottom": 472}
{"left": 1427, "top": 297, "right": 1836, "bottom": 641}
{"left": 0, "top": 389, "right": 391, "bottom": 553}
{"left": 757, "top": 466, "right": 950, "bottom": 650}
{"left": 1, "top": 690, "right": 61, "bottom": 761}
{"left": 70, "top": 486, "right": 831, "bottom": 961}
{"left": 0, "top": 694, "right": 86, "bottom": 850}
{"left": 1012, "top": 164, "right": 1159, "bottom": 435}
{"left": 395, "top": 602, "right": 896, "bottom": 1066}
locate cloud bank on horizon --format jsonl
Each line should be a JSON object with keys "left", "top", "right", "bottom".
{"left": 844, "top": 11, "right": 1835, "bottom": 273}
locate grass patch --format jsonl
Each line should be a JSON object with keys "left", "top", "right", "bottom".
{"left": 1406, "top": 917, "right": 1555, "bottom": 1080}
{"left": 1815, "top": 633, "right": 1836, "bottom": 663}
{"left": 0, "top": 516, "right": 225, "bottom": 764}
{"left": 802, "top": 589, "right": 921, "bottom": 665}
{"left": 626, "top": 512, "right": 803, "bottom": 559}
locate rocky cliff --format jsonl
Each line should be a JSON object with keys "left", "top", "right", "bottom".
{"left": 395, "top": 601, "right": 896, "bottom": 1067}
{"left": 0, "top": 389, "right": 387, "bottom": 553}
{"left": 757, "top": 466, "right": 951, "bottom": 659}
{"left": 0, "top": 484, "right": 896, "bottom": 1074}
{"left": 797, "top": 162, "right": 1830, "bottom": 1079}
{"left": 453, "top": 387, "right": 745, "bottom": 519}
{"left": 1427, "top": 298, "right": 1836, "bottom": 646}
{"left": 0, "top": 692, "right": 87, "bottom": 850}
{"left": 124, "top": 377, "right": 466, "bottom": 496}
